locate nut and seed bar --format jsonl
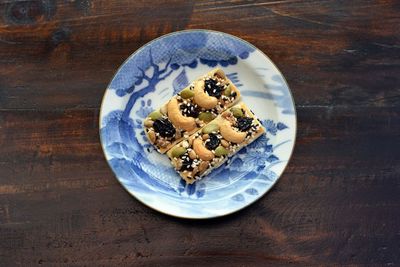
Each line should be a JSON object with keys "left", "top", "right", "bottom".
{"left": 167, "top": 102, "right": 265, "bottom": 184}
{"left": 144, "top": 68, "right": 241, "bottom": 153}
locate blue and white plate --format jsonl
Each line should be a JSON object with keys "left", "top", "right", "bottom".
{"left": 100, "top": 30, "right": 296, "bottom": 219}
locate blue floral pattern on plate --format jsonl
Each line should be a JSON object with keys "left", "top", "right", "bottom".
{"left": 100, "top": 30, "right": 296, "bottom": 218}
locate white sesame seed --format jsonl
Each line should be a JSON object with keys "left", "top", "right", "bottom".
{"left": 182, "top": 141, "right": 189, "bottom": 148}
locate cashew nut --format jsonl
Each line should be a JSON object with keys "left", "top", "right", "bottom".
{"left": 193, "top": 80, "right": 218, "bottom": 109}
{"left": 193, "top": 139, "right": 214, "bottom": 161}
{"left": 167, "top": 98, "right": 196, "bottom": 131}
{"left": 220, "top": 121, "right": 246, "bottom": 144}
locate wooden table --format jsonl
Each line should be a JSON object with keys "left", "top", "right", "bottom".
{"left": 1, "top": 1, "right": 399, "bottom": 266}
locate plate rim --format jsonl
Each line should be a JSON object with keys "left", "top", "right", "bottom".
{"left": 99, "top": 29, "right": 297, "bottom": 219}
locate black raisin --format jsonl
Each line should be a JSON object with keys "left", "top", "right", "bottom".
{"left": 231, "top": 91, "right": 237, "bottom": 97}
{"left": 205, "top": 133, "right": 220, "bottom": 150}
{"left": 180, "top": 103, "right": 200, "bottom": 118}
{"left": 153, "top": 118, "right": 176, "bottom": 137}
{"left": 237, "top": 117, "right": 253, "bottom": 132}
{"left": 204, "top": 79, "right": 224, "bottom": 98}
{"left": 180, "top": 157, "right": 193, "bottom": 171}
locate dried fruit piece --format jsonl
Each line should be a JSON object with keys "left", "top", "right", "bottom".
{"left": 180, "top": 103, "right": 200, "bottom": 118}
{"left": 205, "top": 78, "right": 224, "bottom": 98}
{"left": 237, "top": 117, "right": 253, "bottom": 132}
{"left": 153, "top": 118, "right": 176, "bottom": 137}
{"left": 205, "top": 133, "right": 220, "bottom": 150}
{"left": 180, "top": 157, "right": 193, "bottom": 171}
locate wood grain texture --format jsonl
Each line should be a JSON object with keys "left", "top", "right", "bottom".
{"left": 0, "top": 0, "right": 399, "bottom": 266}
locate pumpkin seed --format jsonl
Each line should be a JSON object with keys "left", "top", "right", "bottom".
{"left": 171, "top": 147, "right": 187, "bottom": 158}
{"left": 224, "top": 85, "right": 231, "bottom": 96}
{"left": 215, "top": 146, "right": 229, "bottom": 157}
{"left": 231, "top": 107, "right": 243, "bottom": 118}
{"left": 149, "top": 110, "right": 162, "bottom": 120}
{"left": 198, "top": 112, "right": 215, "bottom": 122}
{"left": 180, "top": 88, "right": 195, "bottom": 99}
{"left": 202, "top": 123, "right": 219, "bottom": 134}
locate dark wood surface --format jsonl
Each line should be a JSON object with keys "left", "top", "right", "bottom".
{"left": 1, "top": 0, "right": 399, "bottom": 266}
